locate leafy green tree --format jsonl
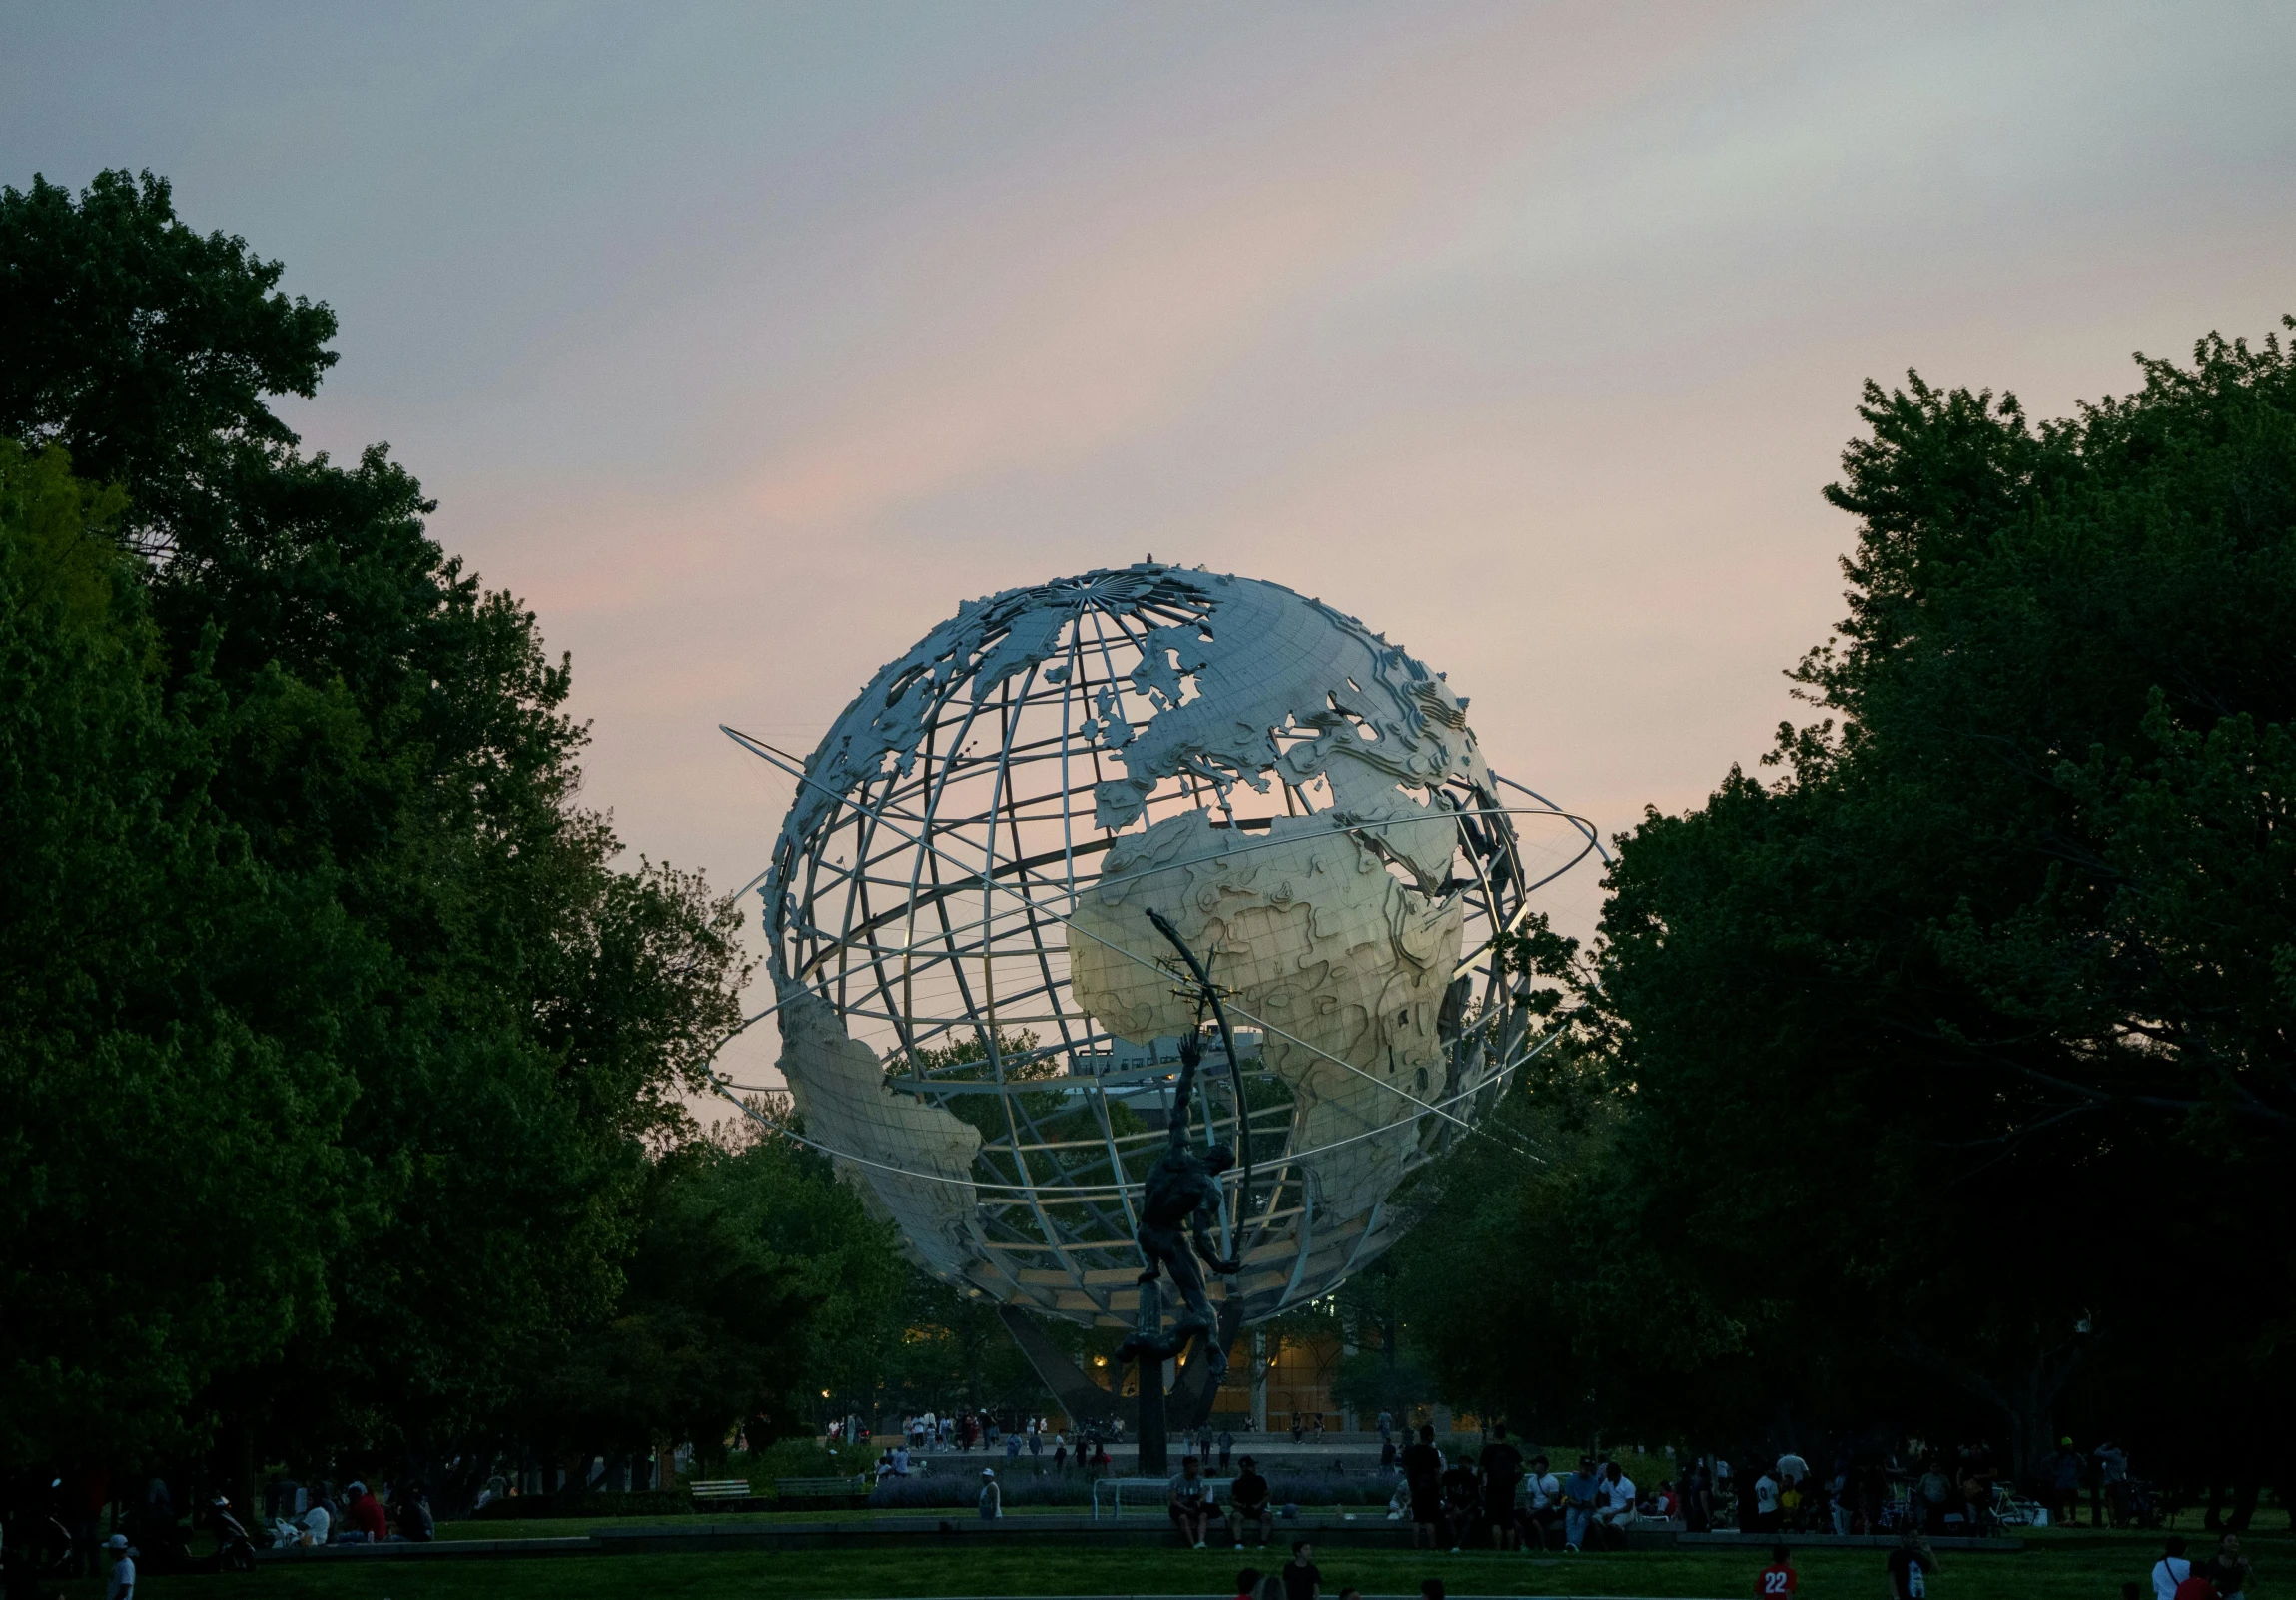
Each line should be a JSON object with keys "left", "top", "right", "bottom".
{"left": 1587, "top": 323, "right": 2296, "bottom": 1491}
{"left": 1, "top": 170, "right": 751, "bottom": 1494}
{"left": 0, "top": 441, "right": 361, "bottom": 1467}
{"left": 527, "top": 1133, "right": 903, "bottom": 1475}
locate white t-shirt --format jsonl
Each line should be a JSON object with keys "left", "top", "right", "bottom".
{"left": 1524, "top": 1472, "right": 1561, "bottom": 1510}
{"left": 2153, "top": 1556, "right": 2192, "bottom": 1600}
{"left": 1601, "top": 1475, "right": 1637, "bottom": 1515}
{"left": 303, "top": 1506, "right": 331, "bottom": 1542}
{"left": 1755, "top": 1475, "right": 1780, "bottom": 1513}
{"left": 105, "top": 1554, "right": 135, "bottom": 1600}
{"left": 1777, "top": 1453, "right": 1809, "bottom": 1484}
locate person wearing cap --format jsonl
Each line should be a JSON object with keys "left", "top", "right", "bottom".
{"left": 977, "top": 1467, "right": 1002, "bottom": 1520}
{"left": 2045, "top": 1438, "right": 2084, "bottom": 1528}
{"left": 1227, "top": 1454, "right": 1272, "bottom": 1549}
{"left": 103, "top": 1534, "right": 135, "bottom": 1600}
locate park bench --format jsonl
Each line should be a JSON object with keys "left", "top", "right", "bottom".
{"left": 688, "top": 1479, "right": 753, "bottom": 1504}
{"left": 774, "top": 1475, "right": 872, "bottom": 1507}
{"left": 1092, "top": 1475, "right": 1232, "bottom": 1519}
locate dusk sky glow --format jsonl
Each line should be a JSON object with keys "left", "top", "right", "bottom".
{"left": 10, "top": 2, "right": 2296, "bottom": 1085}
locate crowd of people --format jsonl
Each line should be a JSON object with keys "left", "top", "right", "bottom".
{"left": 260, "top": 1476, "right": 435, "bottom": 1547}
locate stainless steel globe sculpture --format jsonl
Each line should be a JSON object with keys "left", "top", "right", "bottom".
{"left": 729, "top": 562, "right": 1597, "bottom": 1334}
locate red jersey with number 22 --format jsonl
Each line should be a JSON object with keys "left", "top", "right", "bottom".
{"left": 1760, "top": 1562, "right": 1798, "bottom": 1598}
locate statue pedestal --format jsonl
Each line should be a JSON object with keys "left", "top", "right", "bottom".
{"left": 1134, "top": 1279, "right": 1167, "bottom": 1477}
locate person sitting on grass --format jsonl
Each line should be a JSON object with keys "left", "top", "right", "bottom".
{"left": 1228, "top": 1455, "right": 1273, "bottom": 1549}
{"left": 1281, "top": 1539, "right": 1321, "bottom": 1600}
{"left": 1233, "top": 1567, "right": 1261, "bottom": 1600}
{"left": 1758, "top": 1543, "right": 1798, "bottom": 1598}
{"left": 1169, "top": 1455, "right": 1212, "bottom": 1549}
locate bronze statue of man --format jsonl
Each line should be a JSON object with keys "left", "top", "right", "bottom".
{"left": 1120, "top": 1031, "right": 1242, "bottom": 1382}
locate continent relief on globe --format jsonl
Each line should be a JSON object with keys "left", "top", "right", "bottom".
{"left": 1069, "top": 802, "right": 1464, "bottom": 1230}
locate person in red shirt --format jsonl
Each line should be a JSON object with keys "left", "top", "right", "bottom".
{"left": 1758, "top": 1544, "right": 1798, "bottom": 1598}
{"left": 343, "top": 1482, "right": 387, "bottom": 1543}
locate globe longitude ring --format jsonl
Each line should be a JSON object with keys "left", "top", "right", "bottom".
{"left": 734, "top": 561, "right": 1598, "bottom": 1330}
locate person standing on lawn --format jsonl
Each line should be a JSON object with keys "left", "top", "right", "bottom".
{"left": 1401, "top": 1425, "right": 1444, "bottom": 1550}
{"left": 1758, "top": 1544, "right": 1798, "bottom": 1598}
{"left": 977, "top": 1468, "right": 1002, "bottom": 1521}
{"left": 1480, "top": 1424, "right": 1523, "bottom": 1550}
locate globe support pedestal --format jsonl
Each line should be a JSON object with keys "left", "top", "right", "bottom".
{"left": 1133, "top": 1279, "right": 1168, "bottom": 1478}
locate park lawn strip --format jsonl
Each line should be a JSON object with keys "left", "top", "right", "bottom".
{"left": 56, "top": 1530, "right": 2267, "bottom": 1600}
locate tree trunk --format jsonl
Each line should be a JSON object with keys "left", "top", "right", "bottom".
{"left": 2230, "top": 1471, "right": 2260, "bottom": 1533}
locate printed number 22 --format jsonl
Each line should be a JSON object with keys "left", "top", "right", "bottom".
{"left": 1764, "top": 1574, "right": 1791, "bottom": 1595}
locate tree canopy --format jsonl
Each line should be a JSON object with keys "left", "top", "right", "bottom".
{"left": 0, "top": 169, "right": 904, "bottom": 1494}
{"left": 1381, "top": 322, "right": 2296, "bottom": 1516}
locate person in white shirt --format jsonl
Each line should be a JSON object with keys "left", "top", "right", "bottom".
{"left": 1752, "top": 1471, "right": 1781, "bottom": 1532}
{"left": 1594, "top": 1463, "right": 1637, "bottom": 1547}
{"left": 103, "top": 1534, "right": 135, "bottom": 1600}
{"left": 978, "top": 1468, "right": 1002, "bottom": 1521}
{"left": 302, "top": 1501, "right": 332, "bottom": 1546}
{"left": 2152, "top": 1537, "right": 2193, "bottom": 1600}
{"left": 1520, "top": 1454, "right": 1563, "bottom": 1551}
{"left": 1776, "top": 1452, "right": 1809, "bottom": 1487}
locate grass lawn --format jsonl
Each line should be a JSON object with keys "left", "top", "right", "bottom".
{"left": 55, "top": 1527, "right": 2278, "bottom": 1600}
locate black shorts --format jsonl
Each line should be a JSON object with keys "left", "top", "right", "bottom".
{"left": 1484, "top": 1493, "right": 1515, "bottom": 1523}
{"left": 1169, "top": 1501, "right": 1206, "bottom": 1522}
{"left": 1410, "top": 1486, "right": 1441, "bottom": 1524}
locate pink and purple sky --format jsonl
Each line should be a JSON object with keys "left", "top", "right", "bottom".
{"left": 10, "top": 2, "right": 2295, "bottom": 1080}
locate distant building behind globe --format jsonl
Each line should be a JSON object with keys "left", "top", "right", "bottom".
{"left": 737, "top": 562, "right": 1596, "bottom": 1346}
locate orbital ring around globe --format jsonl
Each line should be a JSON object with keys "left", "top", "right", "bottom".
{"left": 715, "top": 562, "right": 1604, "bottom": 1331}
